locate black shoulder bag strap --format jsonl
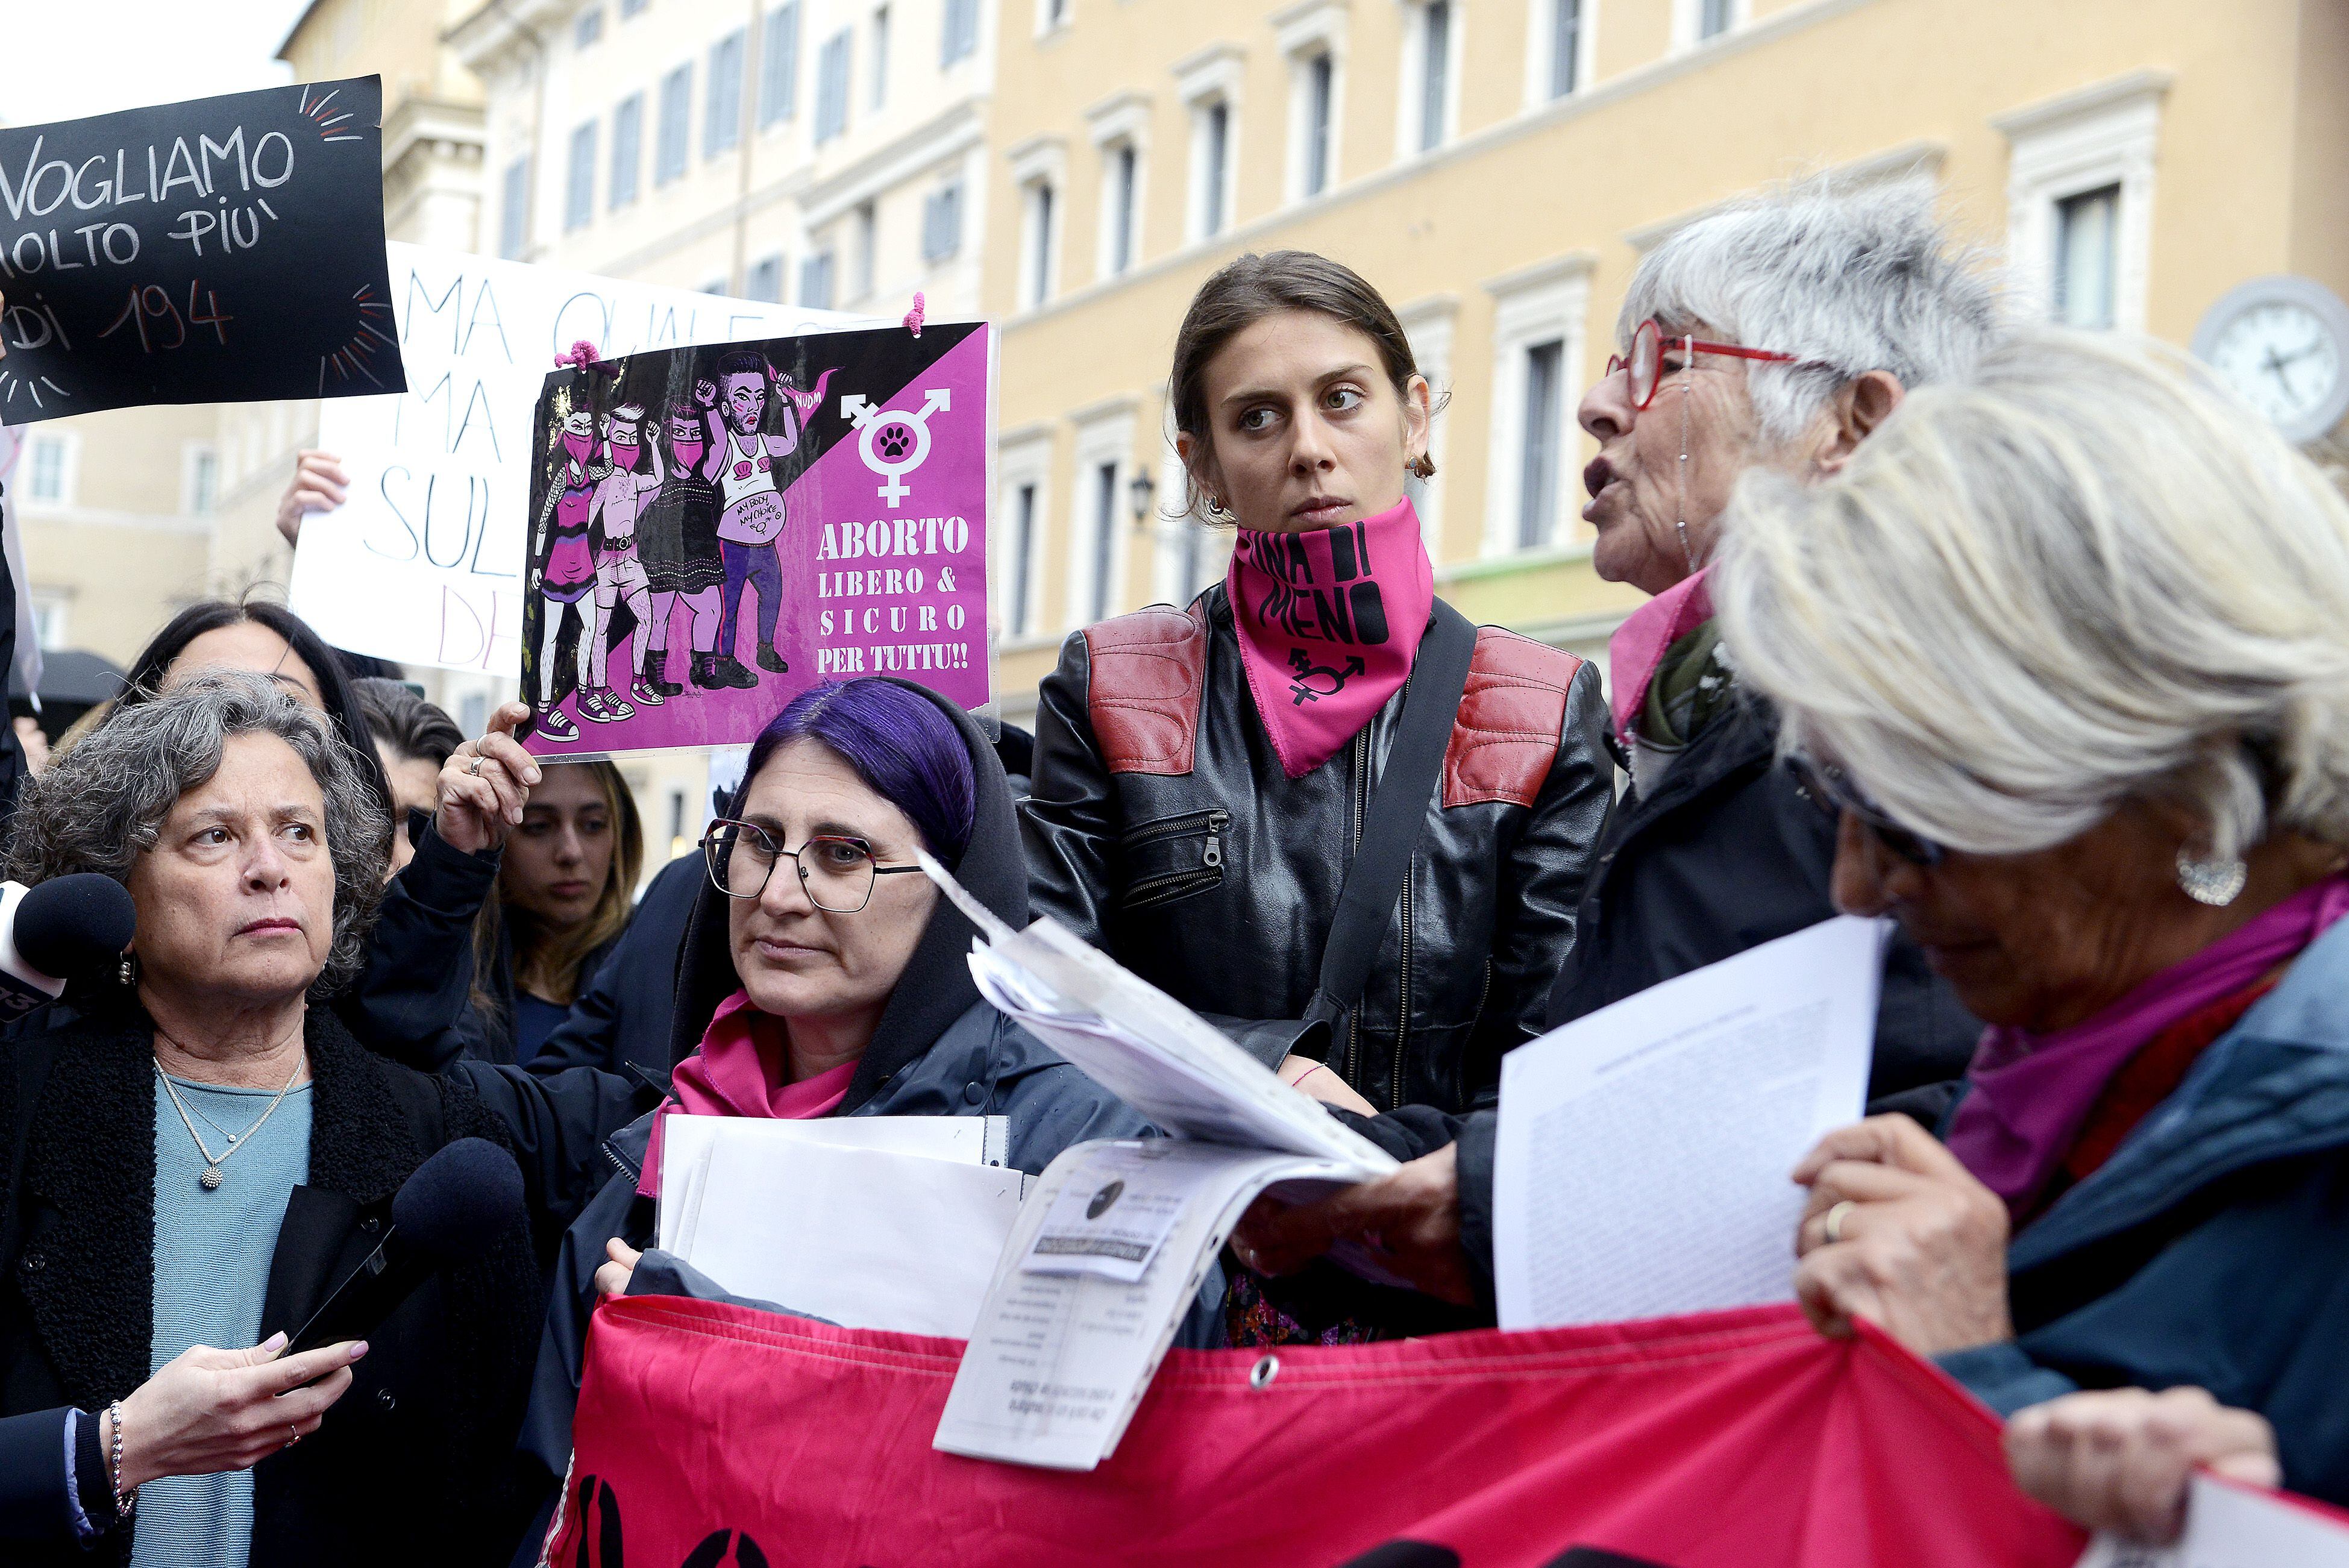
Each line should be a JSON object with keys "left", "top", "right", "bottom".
{"left": 1301, "top": 601, "right": 1478, "bottom": 1039}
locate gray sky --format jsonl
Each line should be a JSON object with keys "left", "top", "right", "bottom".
{"left": 3, "top": 0, "right": 309, "bottom": 128}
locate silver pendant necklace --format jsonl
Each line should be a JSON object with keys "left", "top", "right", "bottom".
{"left": 154, "top": 1050, "right": 305, "bottom": 1191}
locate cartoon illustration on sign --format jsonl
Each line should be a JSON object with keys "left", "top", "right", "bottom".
{"left": 638, "top": 400, "right": 728, "bottom": 693}
{"left": 586, "top": 401, "right": 665, "bottom": 715}
{"left": 695, "top": 352, "right": 837, "bottom": 685}
{"left": 528, "top": 405, "right": 605, "bottom": 744}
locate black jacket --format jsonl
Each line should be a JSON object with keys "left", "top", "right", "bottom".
{"left": 1024, "top": 587, "right": 1615, "bottom": 1115}
{"left": 0, "top": 1005, "right": 637, "bottom": 1563}
{"left": 525, "top": 851, "right": 701, "bottom": 1093}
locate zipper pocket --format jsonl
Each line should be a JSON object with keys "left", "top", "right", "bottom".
{"left": 1118, "top": 809, "right": 1230, "bottom": 912}
{"left": 1120, "top": 808, "right": 1229, "bottom": 851}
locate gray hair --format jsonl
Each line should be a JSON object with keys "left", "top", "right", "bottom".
{"left": 1714, "top": 328, "right": 2349, "bottom": 861}
{"left": 5, "top": 670, "right": 392, "bottom": 995}
{"left": 1620, "top": 177, "right": 2004, "bottom": 444}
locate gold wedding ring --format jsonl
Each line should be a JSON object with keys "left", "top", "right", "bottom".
{"left": 1822, "top": 1199, "right": 1857, "bottom": 1246}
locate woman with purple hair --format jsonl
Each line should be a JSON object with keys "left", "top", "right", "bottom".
{"left": 514, "top": 677, "right": 1211, "bottom": 1520}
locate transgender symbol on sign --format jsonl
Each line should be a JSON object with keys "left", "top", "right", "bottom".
{"left": 842, "top": 388, "right": 950, "bottom": 507}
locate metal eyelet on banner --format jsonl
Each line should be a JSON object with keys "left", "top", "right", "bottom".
{"left": 1249, "top": 1354, "right": 1280, "bottom": 1390}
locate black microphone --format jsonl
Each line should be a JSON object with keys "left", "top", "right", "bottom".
{"left": 0, "top": 874, "right": 136, "bottom": 1021}
{"left": 287, "top": 1138, "right": 525, "bottom": 1353}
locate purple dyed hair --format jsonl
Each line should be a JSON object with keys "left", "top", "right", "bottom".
{"left": 745, "top": 679, "right": 976, "bottom": 864}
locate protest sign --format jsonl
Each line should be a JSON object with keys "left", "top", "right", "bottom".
{"left": 288, "top": 243, "right": 852, "bottom": 675}
{"left": 519, "top": 321, "right": 992, "bottom": 759}
{"left": 0, "top": 77, "right": 403, "bottom": 423}
{"left": 549, "top": 1299, "right": 2087, "bottom": 1568}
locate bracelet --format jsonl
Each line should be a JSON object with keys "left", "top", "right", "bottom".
{"left": 1296, "top": 1063, "right": 1332, "bottom": 1086}
{"left": 105, "top": 1400, "right": 134, "bottom": 1520}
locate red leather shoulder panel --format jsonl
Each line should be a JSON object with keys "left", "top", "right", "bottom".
{"left": 1082, "top": 604, "right": 1209, "bottom": 776}
{"left": 1443, "top": 627, "right": 1583, "bottom": 809}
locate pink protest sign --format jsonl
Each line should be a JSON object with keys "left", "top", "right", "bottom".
{"left": 520, "top": 322, "right": 993, "bottom": 757}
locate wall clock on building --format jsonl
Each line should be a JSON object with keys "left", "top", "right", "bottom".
{"left": 2191, "top": 275, "right": 2349, "bottom": 445}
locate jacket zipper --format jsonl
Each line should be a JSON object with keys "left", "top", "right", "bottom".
{"left": 1343, "top": 727, "right": 1370, "bottom": 1088}
{"left": 1120, "top": 810, "right": 1229, "bottom": 908}
{"left": 601, "top": 1140, "right": 640, "bottom": 1182}
{"left": 1121, "top": 808, "right": 1229, "bottom": 849}
{"left": 1390, "top": 863, "right": 1413, "bottom": 1111}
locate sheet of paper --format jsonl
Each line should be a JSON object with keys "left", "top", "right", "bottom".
{"left": 935, "top": 1138, "right": 1365, "bottom": 1470}
{"left": 680, "top": 1138, "right": 1025, "bottom": 1339}
{"left": 656, "top": 1112, "right": 1006, "bottom": 1253}
{"left": 2074, "top": 1472, "right": 2349, "bottom": 1567}
{"left": 1023, "top": 1140, "right": 1197, "bottom": 1282}
{"left": 1493, "top": 915, "right": 1884, "bottom": 1330}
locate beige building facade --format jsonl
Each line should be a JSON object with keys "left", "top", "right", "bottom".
{"left": 977, "top": 0, "right": 2349, "bottom": 724}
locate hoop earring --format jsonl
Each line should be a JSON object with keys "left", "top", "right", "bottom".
{"left": 2176, "top": 845, "right": 2248, "bottom": 907}
{"left": 1205, "top": 494, "right": 1234, "bottom": 522}
{"left": 1408, "top": 454, "right": 1435, "bottom": 481}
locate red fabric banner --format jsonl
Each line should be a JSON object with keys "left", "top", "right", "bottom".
{"left": 545, "top": 1296, "right": 2087, "bottom": 1568}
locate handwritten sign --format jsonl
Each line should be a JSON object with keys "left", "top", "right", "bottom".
{"left": 520, "top": 322, "right": 993, "bottom": 759}
{"left": 0, "top": 77, "right": 403, "bottom": 423}
{"left": 289, "top": 242, "right": 855, "bottom": 674}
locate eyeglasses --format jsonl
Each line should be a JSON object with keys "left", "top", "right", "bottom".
{"left": 1605, "top": 319, "right": 1820, "bottom": 412}
{"left": 1786, "top": 754, "right": 1946, "bottom": 868}
{"left": 700, "top": 818, "right": 925, "bottom": 912}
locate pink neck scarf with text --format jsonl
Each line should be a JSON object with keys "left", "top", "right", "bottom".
{"left": 1226, "top": 497, "right": 1435, "bottom": 779}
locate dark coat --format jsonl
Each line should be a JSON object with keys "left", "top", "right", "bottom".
{"left": 1024, "top": 586, "right": 1616, "bottom": 1115}
{"left": 0, "top": 1004, "right": 635, "bottom": 1563}
{"left": 524, "top": 850, "right": 700, "bottom": 1092}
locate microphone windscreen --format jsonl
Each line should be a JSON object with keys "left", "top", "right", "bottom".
{"left": 390, "top": 1138, "right": 525, "bottom": 1262}
{"left": 16, "top": 874, "right": 136, "bottom": 981}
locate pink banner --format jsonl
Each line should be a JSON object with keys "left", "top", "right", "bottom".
{"left": 519, "top": 322, "right": 993, "bottom": 757}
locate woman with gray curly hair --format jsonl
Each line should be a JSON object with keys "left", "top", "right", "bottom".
{"left": 0, "top": 672, "right": 636, "bottom": 1563}
{"left": 1710, "top": 330, "right": 2349, "bottom": 1509}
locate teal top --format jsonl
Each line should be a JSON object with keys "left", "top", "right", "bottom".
{"left": 134, "top": 1072, "right": 312, "bottom": 1568}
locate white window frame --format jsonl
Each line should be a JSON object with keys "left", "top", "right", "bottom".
{"left": 1085, "top": 91, "right": 1150, "bottom": 281}
{"left": 1174, "top": 44, "right": 1244, "bottom": 245}
{"left": 1034, "top": 0, "right": 1070, "bottom": 38}
{"left": 1150, "top": 444, "right": 1227, "bottom": 607}
{"left": 1992, "top": 70, "right": 2170, "bottom": 335}
{"left": 1481, "top": 256, "right": 1592, "bottom": 557}
{"left": 1066, "top": 401, "right": 1138, "bottom": 629}
{"left": 180, "top": 441, "right": 220, "bottom": 516}
{"left": 1008, "top": 135, "right": 1067, "bottom": 311}
{"left": 1672, "top": 0, "right": 1746, "bottom": 51}
{"left": 1396, "top": 293, "right": 1457, "bottom": 553}
{"left": 1274, "top": 0, "right": 1346, "bottom": 204}
{"left": 1394, "top": 0, "right": 1461, "bottom": 162}
{"left": 22, "top": 431, "right": 77, "bottom": 506}
{"left": 27, "top": 589, "right": 67, "bottom": 653}
{"left": 996, "top": 428, "right": 1053, "bottom": 642}
{"left": 1523, "top": 0, "right": 1597, "bottom": 109}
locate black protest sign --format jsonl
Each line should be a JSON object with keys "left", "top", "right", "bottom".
{"left": 0, "top": 76, "right": 405, "bottom": 424}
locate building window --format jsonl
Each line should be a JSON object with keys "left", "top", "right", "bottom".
{"left": 1086, "top": 460, "right": 1118, "bottom": 623}
{"left": 1299, "top": 54, "right": 1334, "bottom": 198}
{"left": 1516, "top": 339, "right": 1565, "bottom": 550}
{"left": 815, "top": 30, "right": 852, "bottom": 143}
{"left": 1676, "top": 0, "right": 1742, "bottom": 47}
{"left": 1037, "top": 0, "right": 1068, "bottom": 34}
{"left": 759, "top": 3, "right": 800, "bottom": 125}
{"left": 851, "top": 202, "right": 877, "bottom": 301}
{"left": 184, "top": 444, "right": 219, "bottom": 515}
{"left": 870, "top": 6, "right": 889, "bottom": 110}
{"left": 706, "top": 30, "right": 745, "bottom": 158}
{"left": 1021, "top": 180, "right": 1057, "bottom": 309}
{"left": 498, "top": 155, "right": 528, "bottom": 258}
{"left": 698, "top": 277, "right": 728, "bottom": 295}
{"left": 923, "top": 181, "right": 964, "bottom": 263}
{"left": 564, "top": 121, "right": 597, "bottom": 230}
{"left": 1009, "top": 480, "right": 1040, "bottom": 636}
{"left": 1191, "top": 99, "right": 1231, "bottom": 240}
{"left": 1993, "top": 71, "right": 2169, "bottom": 334}
{"left": 656, "top": 64, "right": 692, "bottom": 184}
{"left": 745, "top": 253, "right": 784, "bottom": 303}
{"left": 27, "top": 591, "right": 66, "bottom": 653}
{"left": 619, "top": 0, "right": 648, "bottom": 16}
{"left": 941, "top": 0, "right": 979, "bottom": 64}
{"left": 610, "top": 95, "right": 643, "bottom": 207}
{"left": 1410, "top": 1, "right": 1453, "bottom": 155}
{"left": 1101, "top": 143, "right": 1138, "bottom": 274}
{"left": 2053, "top": 184, "right": 2120, "bottom": 330}
{"left": 799, "top": 249, "right": 836, "bottom": 310}
{"left": 574, "top": 6, "right": 604, "bottom": 48}
{"left": 1482, "top": 256, "right": 1590, "bottom": 556}
{"left": 1546, "top": 0, "right": 1582, "bottom": 99}
{"left": 1699, "top": 0, "right": 1732, "bottom": 37}
{"left": 24, "top": 433, "right": 72, "bottom": 504}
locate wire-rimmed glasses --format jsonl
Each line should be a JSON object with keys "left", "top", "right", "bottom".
{"left": 700, "top": 817, "right": 926, "bottom": 912}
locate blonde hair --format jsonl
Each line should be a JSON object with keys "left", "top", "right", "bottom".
{"left": 472, "top": 759, "right": 644, "bottom": 1016}
{"left": 1714, "top": 327, "right": 2349, "bottom": 860}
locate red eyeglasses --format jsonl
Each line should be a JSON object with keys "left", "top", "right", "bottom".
{"left": 1604, "top": 319, "right": 1812, "bottom": 411}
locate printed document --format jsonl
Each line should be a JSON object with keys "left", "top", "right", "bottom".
{"left": 1493, "top": 915, "right": 1883, "bottom": 1330}
{"left": 656, "top": 1112, "right": 1006, "bottom": 1254}
{"left": 2075, "top": 1472, "right": 2349, "bottom": 1566}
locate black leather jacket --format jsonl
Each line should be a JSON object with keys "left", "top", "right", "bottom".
{"left": 1023, "top": 586, "right": 1615, "bottom": 1114}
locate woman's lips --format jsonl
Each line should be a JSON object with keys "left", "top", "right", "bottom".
{"left": 237, "top": 918, "right": 302, "bottom": 938}
{"left": 1290, "top": 497, "right": 1348, "bottom": 523}
{"left": 547, "top": 880, "right": 592, "bottom": 900}
{"left": 753, "top": 935, "right": 826, "bottom": 962}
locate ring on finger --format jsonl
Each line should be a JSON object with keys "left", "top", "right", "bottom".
{"left": 468, "top": 751, "right": 484, "bottom": 776}
{"left": 1822, "top": 1199, "right": 1857, "bottom": 1246}
{"left": 286, "top": 1425, "right": 302, "bottom": 1447}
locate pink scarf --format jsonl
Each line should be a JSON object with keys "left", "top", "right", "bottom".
{"left": 1227, "top": 497, "right": 1436, "bottom": 779}
{"left": 637, "top": 989, "right": 856, "bottom": 1198}
{"left": 1945, "top": 874, "right": 2349, "bottom": 1217}
{"left": 1605, "top": 566, "right": 1714, "bottom": 743}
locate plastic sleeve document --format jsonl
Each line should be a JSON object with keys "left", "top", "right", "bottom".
{"left": 2075, "top": 1472, "right": 2349, "bottom": 1566}
{"left": 1493, "top": 915, "right": 1884, "bottom": 1331}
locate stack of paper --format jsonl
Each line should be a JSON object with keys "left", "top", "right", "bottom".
{"left": 2077, "top": 1472, "right": 2349, "bottom": 1566}
{"left": 657, "top": 1114, "right": 1026, "bottom": 1340}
